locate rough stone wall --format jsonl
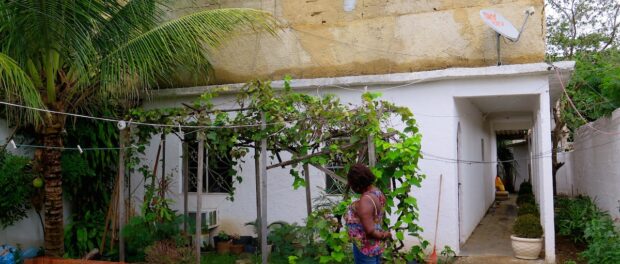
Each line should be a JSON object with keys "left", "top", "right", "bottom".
{"left": 168, "top": 0, "right": 545, "bottom": 85}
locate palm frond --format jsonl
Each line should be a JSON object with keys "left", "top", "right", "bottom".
{"left": 0, "top": 52, "right": 44, "bottom": 124}
{"left": 99, "top": 8, "right": 279, "bottom": 98}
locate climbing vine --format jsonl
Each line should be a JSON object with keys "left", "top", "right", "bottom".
{"left": 126, "top": 78, "right": 428, "bottom": 262}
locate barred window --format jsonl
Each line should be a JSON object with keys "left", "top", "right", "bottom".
{"left": 185, "top": 132, "right": 234, "bottom": 193}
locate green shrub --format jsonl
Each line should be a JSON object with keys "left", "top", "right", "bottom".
{"left": 518, "top": 181, "right": 533, "bottom": 196}
{"left": 122, "top": 215, "right": 187, "bottom": 262}
{"left": 555, "top": 196, "right": 601, "bottom": 243}
{"left": 580, "top": 214, "right": 620, "bottom": 264}
{"left": 63, "top": 210, "right": 105, "bottom": 258}
{"left": 0, "top": 152, "right": 35, "bottom": 228}
{"left": 513, "top": 214, "right": 543, "bottom": 238}
{"left": 518, "top": 203, "right": 539, "bottom": 217}
{"left": 516, "top": 194, "right": 535, "bottom": 206}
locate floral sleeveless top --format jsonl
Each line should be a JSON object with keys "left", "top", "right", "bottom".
{"left": 344, "top": 188, "right": 386, "bottom": 257}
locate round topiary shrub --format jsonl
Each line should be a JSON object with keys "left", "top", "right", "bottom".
{"left": 518, "top": 203, "right": 539, "bottom": 216}
{"left": 518, "top": 181, "right": 533, "bottom": 196}
{"left": 517, "top": 194, "right": 535, "bottom": 206}
{"left": 513, "top": 214, "right": 543, "bottom": 238}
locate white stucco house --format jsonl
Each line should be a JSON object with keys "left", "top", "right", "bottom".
{"left": 131, "top": 61, "right": 574, "bottom": 264}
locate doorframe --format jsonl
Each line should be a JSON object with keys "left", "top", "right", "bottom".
{"left": 456, "top": 122, "right": 464, "bottom": 246}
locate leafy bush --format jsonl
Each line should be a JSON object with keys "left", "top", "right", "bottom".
{"left": 518, "top": 181, "right": 533, "bottom": 196}
{"left": 513, "top": 214, "right": 543, "bottom": 238}
{"left": 0, "top": 152, "right": 34, "bottom": 228}
{"left": 555, "top": 196, "right": 601, "bottom": 243}
{"left": 122, "top": 215, "right": 187, "bottom": 262}
{"left": 516, "top": 194, "right": 535, "bottom": 206}
{"left": 268, "top": 222, "right": 304, "bottom": 259}
{"left": 518, "top": 203, "right": 539, "bottom": 217}
{"left": 580, "top": 214, "right": 620, "bottom": 263}
{"left": 63, "top": 210, "right": 105, "bottom": 258}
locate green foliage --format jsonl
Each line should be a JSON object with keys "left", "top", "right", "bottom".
{"left": 268, "top": 222, "right": 305, "bottom": 259}
{"left": 546, "top": 0, "right": 619, "bottom": 59}
{"left": 62, "top": 113, "right": 120, "bottom": 257}
{"left": 439, "top": 246, "right": 456, "bottom": 264}
{"left": 216, "top": 231, "right": 231, "bottom": 241}
{"left": 555, "top": 196, "right": 602, "bottom": 244}
{"left": 516, "top": 194, "right": 535, "bottom": 206}
{"left": 122, "top": 215, "right": 187, "bottom": 262}
{"left": 518, "top": 181, "right": 533, "bottom": 196}
{"left": 517, "top": 203, "right": 539, "bottom": 217}
{"left": 581, "top": 214, "right": 620, "bottom": 263}
{"left": 201, "top": 252, "right": 252, "bottom": 264}
{"left": 128, "top": 80, "right": 427, "bottom": 262}
{"left": 513, "top": 214, "right": 543, "bottom": 238}
{"left": 63, "top": 211, "right": 105, "bottom": 259}
{"left": 562, "top": 51, "right": 620, "bottom": 135}
{"left": 0, "top": 151, "right": 34, "bottom": 228}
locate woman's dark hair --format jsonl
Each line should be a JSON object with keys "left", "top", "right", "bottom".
{"left": 347, "top": 163, "right": 376, "bottom": 193}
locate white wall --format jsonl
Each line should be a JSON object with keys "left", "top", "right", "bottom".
{"left": 559, "top": 108, "right": 620, "bottom": 220}
{"left": 138, "top": 70, "right": 552, "bottom": 255}
{"left": 511, "top": 142, "right": 530, "bottom": 191}
{"left": 454, "top": 98, "right": 493, "bottom": 244}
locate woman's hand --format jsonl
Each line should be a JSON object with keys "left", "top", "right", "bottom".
{"left": 382, "top": 231, "right": 393, "bottom": 241}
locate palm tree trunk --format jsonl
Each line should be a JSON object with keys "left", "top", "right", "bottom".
{"left": 35, "top": 113, "right": 65, "bottom": 257}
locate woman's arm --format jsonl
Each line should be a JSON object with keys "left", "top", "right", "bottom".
{"left": 356, "top": 195, "right": 391, "bottom": 240}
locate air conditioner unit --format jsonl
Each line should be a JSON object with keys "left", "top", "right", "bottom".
{"left": 189, "top": 209, "right": 219, "bottom": 230}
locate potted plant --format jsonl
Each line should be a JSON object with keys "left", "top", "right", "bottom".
{"left": 214, "top": 231, "right": 232, "bottom": 254}
{"left": 511, "top": 214, "right": 543, "bottom": 259}
{"left": 230, "top": 234, "right": 244, "bottom": 254}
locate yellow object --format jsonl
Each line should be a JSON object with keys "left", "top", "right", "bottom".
{"left": 495, "top": 176, "right": 506, "bottom": 192}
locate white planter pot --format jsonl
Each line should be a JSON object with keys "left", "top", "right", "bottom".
{"left": 511, "top": 235, "right": 543, "bottom": 260}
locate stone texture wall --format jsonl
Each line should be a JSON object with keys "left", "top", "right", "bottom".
{"left": 168, "top": 0, "right": 545, "bottom": 84}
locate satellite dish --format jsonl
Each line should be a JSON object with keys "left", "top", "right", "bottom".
{"left": 480, "top": 9, "right": 519, "bottom": 41}
{"left": 479, "top": 8, "right": 535, "bottom": 65}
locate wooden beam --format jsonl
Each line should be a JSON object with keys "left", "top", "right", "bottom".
{"left": 183, "top": 142, "right": 189, "bottom": 233}
{"left": 303, "top": 163, "right": 312, "bottom": 216}
{"left": 118, "top": 129, "right": 127, "bottom": 262}
{"left": 260, "top": 113, "right": 268, "bottom": 264}
{"left": 195, "top": 132, "right": 205, "bottom": 264}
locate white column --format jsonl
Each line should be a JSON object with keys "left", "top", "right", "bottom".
{"left": 538, "top": 90, "right": 556, "bottom": 264}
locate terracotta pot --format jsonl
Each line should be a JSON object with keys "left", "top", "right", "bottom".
{"left": 231, "top": 244, "right": 244, "bottom": 254}
{"left": 510, "top": 235, "right": 543, "bottom": 260}
{"left": 216, "top": 241, "right": 232, "bottom": 254}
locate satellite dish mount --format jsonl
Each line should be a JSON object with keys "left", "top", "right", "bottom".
{"left": 480, "top": 8, "right": 535, "bottom": 66}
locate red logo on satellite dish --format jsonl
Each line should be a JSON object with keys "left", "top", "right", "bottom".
{"left": 483, "top": 11, "right": 504, "bottom": 27}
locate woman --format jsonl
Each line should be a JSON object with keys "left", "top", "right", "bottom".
{"left": 345, "top": 163, "right": 392, "bottom": 264}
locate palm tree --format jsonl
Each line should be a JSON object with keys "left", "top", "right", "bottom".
{"left": 0, "top": 1, "right": 276, "bottom": 257}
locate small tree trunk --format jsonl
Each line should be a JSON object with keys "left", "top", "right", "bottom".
{"left": 35, "top": 113, "right": 66, "bottom": 257}
{"left": 551, "top": 102, "right": 566, "bottom": 197}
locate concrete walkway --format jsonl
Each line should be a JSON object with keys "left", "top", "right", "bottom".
{"left": 459, "top": 195, "right": 518, "bottom": 256}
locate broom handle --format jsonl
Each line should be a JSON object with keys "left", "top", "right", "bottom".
{"left": 433, "top": 174, "right": 443, "bottom": 245}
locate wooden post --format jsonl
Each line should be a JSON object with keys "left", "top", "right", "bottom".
{"left": 183, "top": 142, "right": 189, "bottom": 233}
{"left": 260, "top": 113, "right": 268, "bottom": 264}
{"left": 195, "top": 132, "right": 205, "bottom": 264}
{"left": 304, "top": 163, "right": 312, "bottom": 216}
{"left": 364, "top": 86, "right": 377, "bottom": 168}
{"left": 118, "top": 129, "right": 127, "bottom": 262}
{"left": 368, "top": 135, "right": 376, "bottom": 167}
{"left": 161, "top": 134, "right": 166, "bottom": 200}
{"left": 254, "top": 148, "right": 262, "bottom": 241}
